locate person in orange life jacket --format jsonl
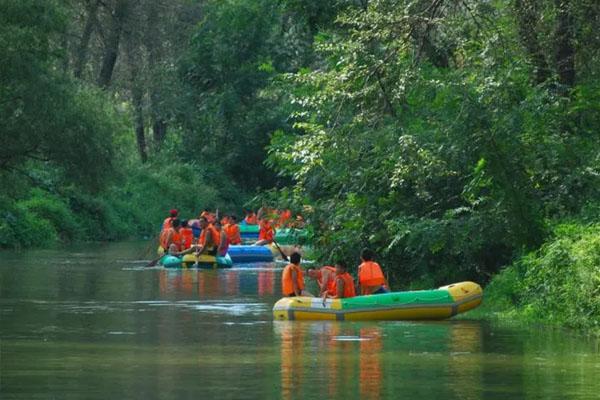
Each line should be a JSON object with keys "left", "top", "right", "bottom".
{"left": 179, "top": 220, "right": 194, "bottom": 250}
{"left": 162, "top": 218, "right": 185, "bottom": 252}
{"left": 322, "top": 261, "right": 356, "bottom": 304}
{"left": 162, "top": 209, "right": 178, "bottom": 230}
{"left": 220, "top": 214, "right": 230, "bottom": 226}
{"left": 158, "top": 209, "right": 178, "bottom": 251}
{"left": 281, "top": 252, "right": 306, "bottom": 297}
{"left": 254, "top": 218, "right": 275, "bottom": 246}
{"left": 243, "top": 209, "right": 258, "bottom": 225}
{"left": 276, "top": 209, "right": 292, "bottom": 228}
{"left": 195, "top": 216, "right": 220, "bottom": 256}
{"left": 306, "top": 265, "right": 337, "bottom": 297}
{"left": 357, "top": 248, "right": 389, "bottom": 295}
{"left": 200, "top": 209, "right": 216, "bottom": 224}
{"left": 224, "top": 215, "right": 242, "bottom": 245}
{"left": 214, "top": 220, "right": 230, "bottom": 257}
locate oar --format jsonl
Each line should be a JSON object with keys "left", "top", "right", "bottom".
{"left": 138, "top": 230, "right": 160, "bottom": 260}
{"left": 145, "top": 253, "right": 164, "bottom": 268}
{"left": 143, "top": 229, "right": 165, "bottom": 267}
{"left": 272, "top": 238, "right": 289, "bottom": 262}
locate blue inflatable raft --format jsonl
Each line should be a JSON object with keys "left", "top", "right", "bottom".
{"left": 227, "top": 245, "right": 275, "bottom": 263}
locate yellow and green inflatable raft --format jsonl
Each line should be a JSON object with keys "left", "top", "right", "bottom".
{"left": 273, "top": 281, "right": 482, "bottom": 321}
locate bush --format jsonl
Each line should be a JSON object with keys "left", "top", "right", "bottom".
{"left": 0, "top": 195, "right": 58, "bottom": 248}
{"left": 19, "top": 188, "right": 82, "bottom": 241}
{"left": 484, "top": 222, "right": 600, "bottom": 332}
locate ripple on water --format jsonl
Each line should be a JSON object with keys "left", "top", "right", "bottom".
{"left": 332, "top": 335, "right": 372, "bottom": 342}
{"left": 142, "top": 300, "right": 268, "bottom": 316}
{"left": 223, "top": 321, "right": 269, "bottom": 326}
{"left": 11, "top": 299, "right": 269, "bottom": 317}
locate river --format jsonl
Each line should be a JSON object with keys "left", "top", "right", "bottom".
{"left": 0, "top": 242, "right": 598, "bottom": 399}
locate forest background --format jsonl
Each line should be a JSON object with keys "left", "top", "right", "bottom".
{"left": 1, "top": 0, "right": 599, "bottom": 331}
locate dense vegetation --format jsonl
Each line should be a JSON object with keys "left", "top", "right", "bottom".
{"left": 1, "top": 1, "right": 599, "bottom": 328}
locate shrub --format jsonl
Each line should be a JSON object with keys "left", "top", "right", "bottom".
{"left": 485, "top": 222, "right": 600, "bottom": 332}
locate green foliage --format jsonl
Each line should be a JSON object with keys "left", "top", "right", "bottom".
{"left": 0, "top": 152, "right": 242, "bottom": 248}
{"left": 0, "top": 194, "right": 58, "bottom": 248}
{"left": 485, "top": 222, "right": 600, "bottom": 332}
{"left": 177, "top": 0, "right": 329, "bottom": 191}
{"left": 19, "top": 189, "right": 82, "bottom": 242}
{"left": 264, "top": 0, "right": 600, "bottom": 289}
{"left": 109, "top": 156, "right": 235, "bottom": 237}
{"left": 0, "top": 0, "right": 118, "bottom": 191}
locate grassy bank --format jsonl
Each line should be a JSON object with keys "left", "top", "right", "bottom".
{"left": 0, "top": 159, "right": 245, "bottom": 249}
{"left": 470, "top": 221, "right": 600, "bottom": 335}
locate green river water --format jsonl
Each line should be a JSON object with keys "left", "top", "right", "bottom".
{"left": 0, "top": 242, "right": 598, "bottom": 399}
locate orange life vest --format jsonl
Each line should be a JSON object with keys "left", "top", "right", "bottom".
{"left": 159, "top": 217, "right": 174, "bottom": 248}
{"left": 282, "top": 263, "right": 304, "bottom": 296}
{"left": 277, "top": 209, "right": 292, "bottom": 228}
{"left": 199, "top": 224, "right": 220, "bottom": 248}
{"left": 181, "top": 228, "right": 193, "bottom": 249}
{"left": 358, "top": 261, "right": 385, "bottom": 288}
{"left": 333, "top": 272, "right": 356, "bottom": 298}
{"left": 245, "top": 213, "right": 258, "bottom": 225}
{"left": 200, "top": 211, "right": 216, "bottom": 224}
{"left": 162, "top": 228, "right": 183, "bottom": 251}
{"left": 318, "top": 266, "right": 337, "bottom": 296}
{"left": 225, "top": 224, "right": 241, "bottom": 245}
{"left": 258, "top": 220, "right": 275, "bottom": 242}
{"left": 162, "top": 217, "right": 174, "bottom": 230}
{"left": 159, "top": 229, "right": 168, "bottom": 248}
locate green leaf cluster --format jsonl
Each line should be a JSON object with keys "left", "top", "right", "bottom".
{"left": 265, "top": 0, "right": 600, "bottom": 286}
{"left": 485, "top": 222, "right": 600, "bottom": 332}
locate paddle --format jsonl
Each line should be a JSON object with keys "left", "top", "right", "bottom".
{"left": 272, "top": 238, "right": 289, "bottom": 262}
{"left": 145, "top": 253, "right": 164, "bottom": 268}
{"left": 143, "top": 228, "right": 165, "bottom": 267}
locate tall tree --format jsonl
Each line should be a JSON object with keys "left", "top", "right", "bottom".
{"left": 0, "top": 0, "right": 117, "bottom": 190}
{"left": 554, "top": 0, "right": 575, "bottom": 88}
{"left": 73, "top": 0, "right": 100, "bottom": 79}
{"left": 514, "top": 0, "right": 551, "bottom": 84}
{"left": 97, "top": 0, "right": 130, "bottom": 88}
{"left": 145, "top": 0, "right": 168, "bottom": 147}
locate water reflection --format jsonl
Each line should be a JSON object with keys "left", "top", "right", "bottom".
{"left": 275, "top": 322, "right": 385, "bottom": 400}
{"left": 258, "top": 269, "right": 276, "bottom": 296}
{"left": 360, "top": 327, "right": 383, "bottom": 400}
{"left": 447, "top": 322, "right": 483, "bottom": 400}
{"left": 274, "top": 321, "right": 488, "bottom": 400}
{"left": 158, "top": 265, "right": 277, "bottom": 299}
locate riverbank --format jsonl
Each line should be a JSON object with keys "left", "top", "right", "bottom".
{"left": 463, "top": 221, "right": 600, "bottom": 336}
{"left": 4, "top": 197, "right": 598, "bottom": 337}
{"left": 0, "top": 158, "right": 245, "bottom": 250}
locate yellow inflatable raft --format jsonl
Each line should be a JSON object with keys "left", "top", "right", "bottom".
{"left": 273, "top": 281, "right": 482, "bottom": 321}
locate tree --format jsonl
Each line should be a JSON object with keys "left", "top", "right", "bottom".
{"left": 0, "top": 0, "right": 118, "bottom": 191}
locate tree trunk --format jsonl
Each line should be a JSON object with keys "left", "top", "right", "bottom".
{"left": 554, "top": 0, "right": 575, "bottom": 88}
{"left": 124, "top": 12, "right": 147, "bottom": 163}
{"left": 74, "top": 0, "right": 99, "bottom": 79}
{"left": 97, "top": 0, "right": 130, "bottom": 88}
{"left": 132, "top": 87, "right": 148, "bottom": 163}
{"left": 146, "top": 0, "right": 168, "bottom": 148}
{"left": 152, "top": 118, "right": 167, "bottom": 144}
{"left": 514, "top": 0, "right": 551, "bottom": 84}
